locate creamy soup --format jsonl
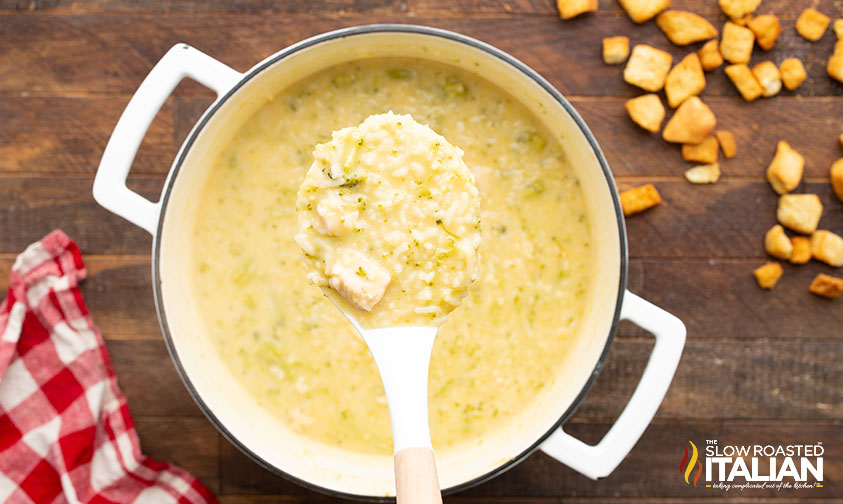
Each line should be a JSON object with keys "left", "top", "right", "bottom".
{"left": 190, "top": 58, "right": 593, "bottom": 455}
{"left": 295, "top": 112, "right": 481, "bottom": 327}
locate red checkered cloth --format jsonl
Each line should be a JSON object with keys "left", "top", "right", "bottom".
{"left": 0, "top": 230, "right": 216, "bottom": 504}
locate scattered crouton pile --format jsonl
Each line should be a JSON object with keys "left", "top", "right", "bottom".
{"left": 557, "top": 0, "right": 843, "bottom": 300}
{"left": 609, "top": 2, "right": 841, "bottom": 176}
{"left": 755, "top": 139, "right": 843, "bottom": 299}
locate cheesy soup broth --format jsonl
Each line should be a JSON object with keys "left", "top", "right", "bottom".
{"left": 191, "top": 58, "right": 592, "bottom": 455}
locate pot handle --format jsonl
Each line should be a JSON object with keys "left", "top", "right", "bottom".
{"left": 539, "top": 290, "right": 685, "bottom": 479}
{"left": 93, "top": 44, "right": 242, "bottom": 235}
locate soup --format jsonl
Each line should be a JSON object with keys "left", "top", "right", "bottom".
{"left": 189, "top": 58, "right": 593, "bottom": 455}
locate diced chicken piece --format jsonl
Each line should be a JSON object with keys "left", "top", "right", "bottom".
{"left": 327, "top": 248, "right": 391, "bottom": 311}
{"left": 317, "top": 192, "right": 357, "bottom": 236}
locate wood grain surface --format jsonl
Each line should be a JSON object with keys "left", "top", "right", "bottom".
{"left": 1, "top": 0, "right": 841, "bottom": 502}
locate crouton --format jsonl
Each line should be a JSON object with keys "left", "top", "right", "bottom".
{"left": 828, "top": 41, "right": 843, "bottom": 83}
{"left": 662, "top": 96, "right": 717, "bottom": 144}
{"left": 754, "top": 262, "right": 783, "bottom": 289}
{"left": 780, "top": 58, "right": 807, "bottom": 90}
{"left": 831, "top": 158, "right": 843, "bottom": 202}
{"left": 682, "top": 136, "right": 719, "bottom": 163}
{"left": 719, "top": 0, "right": 761, "bottom": 19}
{"left": 656, "top": 10, "right": 719, "bottom": 45}
{"left": 720, "top": 22, "right": 755, "bottom": 64}
{"left": 557, "top": 0, "right": 598, "bottom": 19}
{"left": 834, "top": 19, "right": 843, "bottom": 39}
{"left": 777, "top": 194, "right": 823, "bottom": 234}
{"left": 796, "top": 8, "right": 830, "bottom": 42}
{"left": 603, "top": 36, "right": 631, "bottom": 64}
{"left": 665, "top": 53, "right": 706, "bottom": 108}
{"left": 327, "top": 249, "right": 391, "bottom": 311}
{"left": 766, "top": 140, "right": 805, "bottom": 194}
{"left": 714, "top": 130, "right": 737, "bottom": 158}
{"left": 625, "top": 94, "right": 666, "bottom": 133}
{"left": 790, "top": 236, "right": 812, "bottom": 264}
{"left": 620, "top": 184, "right": 662, "bottom": 216}
{"left": 618, "top": 0, "right": 671, "bottom": 23}
{"left": 748, "top": 14, "right": 781, "bottom": 50}
{"left": 765, "top": 224, "right": 793, "bottom": 259}
{"left": 624, "top": 45, "right": 674, "bottom": 92}
{"left": 809, "top": 273, "right": 843, "bottom": 299}
{"left": 811, "top": 230, "right": 843, "bottom": 267}
{"left": 684, "top": 163, "right": 721, "bottom": 184}
{"left": 752, "top": 61, "right": 782, "bottom": 97}
{"left": 719, "top": 0, "right": 761, "bottom": 21}
{"left": 725, "top": 64, "right": 763, "bottom": 101}
{"left": 733, "top": 14, "right": 752, "bottom": 26}
{"left": 698, "top": 40, "right": 724, "bottom": 71}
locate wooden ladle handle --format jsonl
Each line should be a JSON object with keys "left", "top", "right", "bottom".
{"left": 394, "top": 447, "right": 443, "bottom": 504}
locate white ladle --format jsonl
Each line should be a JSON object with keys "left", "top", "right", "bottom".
{"left": 326, "top": 295, "right": 443, "bottom": 504}
{"left": 297, "top": 113, "right": 478, "bottom": 502}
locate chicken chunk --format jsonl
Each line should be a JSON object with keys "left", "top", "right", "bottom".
{"left": 316, "top": 192, "right": 358, "bottom": 236}
{"left": 327, "top": 248, "right": 391, "bottom": 311}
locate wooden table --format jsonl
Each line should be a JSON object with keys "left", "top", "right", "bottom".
{"left": 1, "top": 0, "right": 841, "bottom": 502}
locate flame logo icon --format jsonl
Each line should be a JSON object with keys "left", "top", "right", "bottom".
{"left": 680, "top": 441, "right": 702, "bottom": 487}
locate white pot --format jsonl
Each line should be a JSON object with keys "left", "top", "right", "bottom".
{"left": 93, "top": 25, "right": 686, "bottom": 500}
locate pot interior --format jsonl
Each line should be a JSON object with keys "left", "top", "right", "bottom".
{"left": 156, "top": 27, "right": 623, "bottom": 498}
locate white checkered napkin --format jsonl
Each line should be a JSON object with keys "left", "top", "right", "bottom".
{"left": 0, "top": 230, "right": 217, "bottom": 504}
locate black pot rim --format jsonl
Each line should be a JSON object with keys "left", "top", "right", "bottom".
{"left": 151, "top": 23, "right": 628, "bottom": 502}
